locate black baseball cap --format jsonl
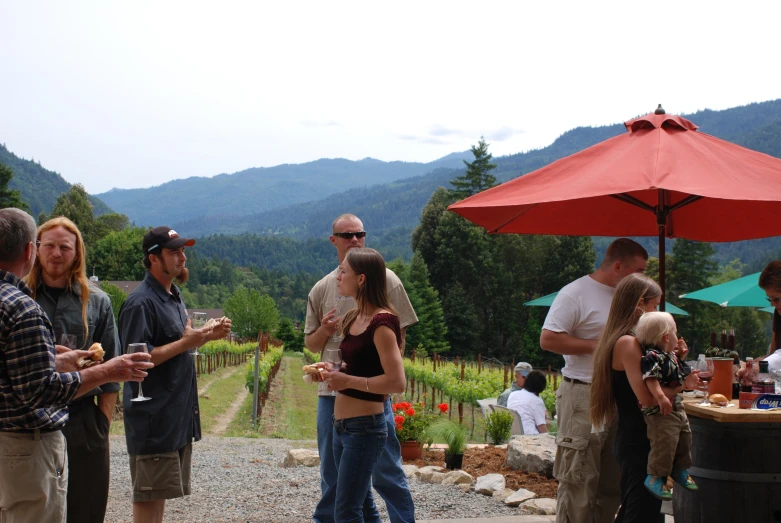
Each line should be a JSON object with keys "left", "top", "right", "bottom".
{"left": 143, "top": 226, "right": 195, "bottom": 253}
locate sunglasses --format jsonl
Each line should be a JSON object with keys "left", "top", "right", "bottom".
{"left": 333, "top": 231, "right": 367, "bottom": 239}
{"left": 767, "top": 296, "right": 781, "bottom": 305}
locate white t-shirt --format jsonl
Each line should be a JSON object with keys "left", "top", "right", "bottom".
{"left": 507, "top": 389, "right": 547, "bottom": 435}
{"left": 542, "top": 274, "right": 615, "bottom": 382}
{"left": 765, "top": 351, "right": 781, "bottom": 375}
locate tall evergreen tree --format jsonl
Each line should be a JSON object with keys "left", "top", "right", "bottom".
{"left": 405, "top": 253, "right": 449, "bottom": 355}
{"left": 449, "top": 137, "right": 497, "bottom": 199}
{"left": 0, "top": 162, "right": 28, "bottom": 211}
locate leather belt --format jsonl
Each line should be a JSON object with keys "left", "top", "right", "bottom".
{"left": 563, "top": 376, "right": 591, "bottom": 386}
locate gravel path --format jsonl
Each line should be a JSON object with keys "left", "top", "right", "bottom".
{"left": 106, "top": 436, "right": 526, "bottom": 522}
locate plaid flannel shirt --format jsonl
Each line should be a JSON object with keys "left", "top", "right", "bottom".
{"left": 0, "top": 270, "right": 81, "bottom": 431}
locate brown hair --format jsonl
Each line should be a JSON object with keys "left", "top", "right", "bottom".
{"left": 759, "top": 261, "right": 781, "bottom": 292}
{"left": 590, "top": 273, "right": 661, "bottom": 427}
{"left": 25, "top": 217, "right": 92, "bottom": 348}
{"left": 340, "top": 248, "right": 397, "bottom": 335}
{"left": 601, "top": 238, "right": 648, "bottom": 267}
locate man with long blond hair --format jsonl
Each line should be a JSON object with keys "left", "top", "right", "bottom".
{"left": 25, "top": 216, "right": 121, "bottom": 523}
{"left": 540, "top": 238, "right": 648, "bottom": 523}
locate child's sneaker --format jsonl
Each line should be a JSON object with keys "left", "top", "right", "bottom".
{"left": 671, "top": 469, "right": 698, "bottom": 490}
{"left": 644, "top": 474, "right": 672, "bottom": 500}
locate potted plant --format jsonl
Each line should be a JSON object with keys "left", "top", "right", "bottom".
{"left": 483, "top": 409, "right": 513, "bottom": 445}
{"left": 425, "top": 418, "right": 468, "bottom": 470}
{"left": 393, "top": 401, "right": 436, "bottom": 460}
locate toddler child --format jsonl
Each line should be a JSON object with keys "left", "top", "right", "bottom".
{"left": 637, "top": 311, "right": 698, "bottom": 500}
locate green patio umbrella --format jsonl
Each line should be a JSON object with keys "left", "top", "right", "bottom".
{"left": 679, "top": 272, "right": 765, "bottom": 308}
{"left": 524, "top": 292, "right": 689, "bottom": 316}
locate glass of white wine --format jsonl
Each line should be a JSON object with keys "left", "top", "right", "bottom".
{"left": 128, "top": 343, "right": 151, "bottom": 402}
{"left": 323, "top": 348, "right": 342, "bottom": 397}
{"left": 191, "top": 312, "right": 207, "bottom": 356}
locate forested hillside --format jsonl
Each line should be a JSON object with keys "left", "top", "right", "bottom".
{"left": 0, "top": 144, "right": 113, "bottom": 218}
{"left": 170, "top": 99, "right": 781, "bottom": 245}
{"left": 95, "top": 153, "right": 471, "bottom": 226}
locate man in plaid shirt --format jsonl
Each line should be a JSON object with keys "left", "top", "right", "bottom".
{"left": 0, "top": 208, "right": 153, "bottom": 522}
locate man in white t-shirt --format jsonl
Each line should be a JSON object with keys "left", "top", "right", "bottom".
{"left": 305, "top": 214, "right": 418, "bottom": 523}
{"left": 506, "top": 370, "right": 549, "bottom": 435}
{"left": 541, "top": 238, "right": 648, "bottom": 523}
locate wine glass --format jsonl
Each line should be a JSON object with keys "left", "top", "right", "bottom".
{"left": 327, "top": 296, "right": 351, "bottom": 343}
{"left": 191, "top": 312, "right": 207, "bottom": 356}
{"left": 60, "top": 334, "right": 77, "bottom": 349}
{"left": 696, "top": 357, "right": 715, "bottom": 406}
{"left": 128, "top": 343, "right": 151, "bottom": 402}
{"left": 323, "top": 348, "right": 342, "bottom": 397}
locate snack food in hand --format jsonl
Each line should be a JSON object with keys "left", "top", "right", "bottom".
{"left": 302, "top": 364, "right": 323, "bottom": 375}
{"left": 203, "top": 316, "right": 230, "bottom": 331}
{"left": 709, "top": 393, "right": 729, "bottom": 406}
{"left": 77, "top": 342, "right": 105, "bottom": 368}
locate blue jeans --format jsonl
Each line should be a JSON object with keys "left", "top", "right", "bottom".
{"left": 332, "top": 413, "right": 387, "bottom": 523}
{"left": 314, "top": 397, "right": 416, "bottom": 523}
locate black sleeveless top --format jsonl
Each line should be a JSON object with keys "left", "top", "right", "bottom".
{"left": 612, "top": 370, "right": 651, "bottom": 461}
{"left": 339, "top": 313, "right": 401, "bottom": 403}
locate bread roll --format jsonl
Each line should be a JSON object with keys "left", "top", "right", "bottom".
{"left": 709, "top": 394, "right": 729, "bottom": 406}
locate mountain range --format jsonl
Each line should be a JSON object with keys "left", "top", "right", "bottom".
{"left": 94, "top": 153, "right": 473, "bottom": 226}
{"left": 5, "top": 99, "right": 781, "bottom": 271}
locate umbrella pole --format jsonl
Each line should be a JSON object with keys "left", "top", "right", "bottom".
{"left": 658, "top": 189, "right": 666, "bottom": 311}
{"left": 659, "top": 231, "right": 666, "bottom": 311}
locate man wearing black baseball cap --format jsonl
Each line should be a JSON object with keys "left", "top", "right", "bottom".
{"left": 119, "top": 226, "right": 230, "bottom": 523}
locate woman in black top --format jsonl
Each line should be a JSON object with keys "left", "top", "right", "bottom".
{"left": 316, "top": 248, "right": 406, "bottom": 523}
{"left": 590, "top": 274, "right": 700, "bottom": 522}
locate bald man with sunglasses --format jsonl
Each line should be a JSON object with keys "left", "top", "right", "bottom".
{"left": 305, "top": 214, "right": 418, "bottom": 523}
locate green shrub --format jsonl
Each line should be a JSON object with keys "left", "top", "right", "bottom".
{"left": 425, "top": 419, "right": 468, "bottom": 455}
{"left": 483, "top": 409, "right": 513, "bottom": 445}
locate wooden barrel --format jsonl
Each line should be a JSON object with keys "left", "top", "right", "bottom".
{"left": 673, "top": 416, "right": 781, "bottom": 522}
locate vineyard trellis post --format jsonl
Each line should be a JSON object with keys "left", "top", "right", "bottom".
{"left": 251, "top": 331, "right": 264, "bottom": 428}
{"left": 458, "top": 360, "right": 465, "bottom": 424}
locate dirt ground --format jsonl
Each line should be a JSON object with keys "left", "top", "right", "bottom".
{"left": 406, "top": 446, "right": 559, "bottom": 499}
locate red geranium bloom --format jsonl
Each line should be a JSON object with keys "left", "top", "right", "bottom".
{"left": 406, "top": 408, "right": 415, "bottom": 416}
{"left": 437, "top": 403, "right": 449, "bottom": 413}
{"left": 394, "top": 415, "right": 405, "bottom": 425}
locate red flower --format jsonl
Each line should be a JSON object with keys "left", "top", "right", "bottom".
{"left": 394, "top": 415, "right": 405, "bottom": 425}
{"left": 406, "top": 408, "right": 415, "bottom": 416}
{"left": 437, "top": 403, "right": 449, "bottom": 414}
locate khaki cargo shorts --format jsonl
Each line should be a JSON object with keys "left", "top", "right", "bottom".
{"left": 129, "top": 443, "right": 192, "bottom": 502}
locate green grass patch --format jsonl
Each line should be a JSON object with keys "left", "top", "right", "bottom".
{"left": 109, "top": 365, "right": 244, "bottom": 436}
{"left": 244, "top": 355, "right": 319, "bottom": 440}
{"left": 223, "top": 391, "right": 264, "bottom": 438}
{"left": 199, "top": 367, "right": 247, "bottom": 434}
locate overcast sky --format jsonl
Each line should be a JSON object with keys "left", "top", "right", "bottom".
{"left": 2, "top": 1, "right": 780, "bottom": 194}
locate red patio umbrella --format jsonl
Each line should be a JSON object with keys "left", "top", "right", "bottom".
{"left": 448, "top": 106, "right": 781, "bottom": 307}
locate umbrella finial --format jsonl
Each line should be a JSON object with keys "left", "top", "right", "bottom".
{"left": 654, "top": 104, "right": 666, "bottom": 115}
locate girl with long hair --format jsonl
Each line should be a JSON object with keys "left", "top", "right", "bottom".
{"left": 317, "top": 248, "right": 406, "bottom": 523}
{"left": 590, "top": 273, "right": 699, "bottom": 522}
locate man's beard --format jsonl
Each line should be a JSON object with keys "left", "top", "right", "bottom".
{"left": 161, "top": 258, "right": 188, "bottom": 284}
{"left": 176, "top": 267, "right": 189, "bottom": 284}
